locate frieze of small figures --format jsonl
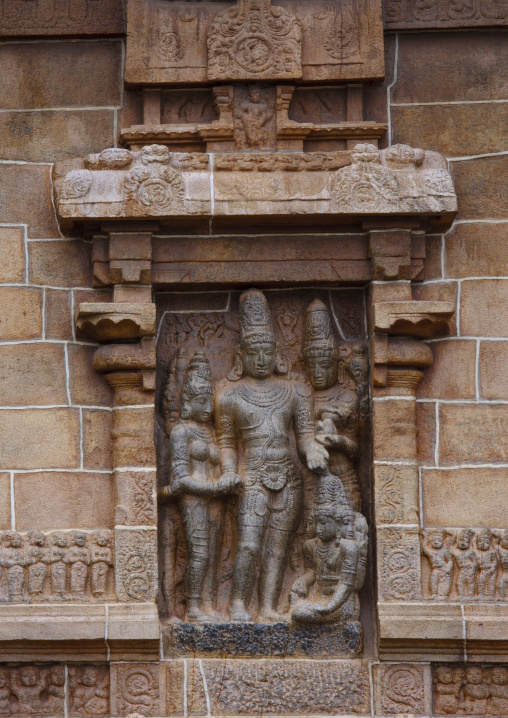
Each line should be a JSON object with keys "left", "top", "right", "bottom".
{"left": 384, "top": 0, "right": 508, "bottom": 29}
{"left": 433, "top": 664, "right": 508, "bottom": 716}
{"left": 421, "top": 527, "right": 508, "bottom": 601}
{"left": 0, "top": 530, "right": 114, "bottom": 603}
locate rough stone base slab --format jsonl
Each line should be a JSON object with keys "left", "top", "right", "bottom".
{"left": 167, "top": 658, "right": 371, "bottom": 716}
{"left": 163, "top": 620, "right": 362, "bottom": 658}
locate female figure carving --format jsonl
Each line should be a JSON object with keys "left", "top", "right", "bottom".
{"left": 161, "top": 351, "right": 239, "bottom": 622}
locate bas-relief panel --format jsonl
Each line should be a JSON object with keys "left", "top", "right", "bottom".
{"left": 0, "top": 0, "right": 125, "bottom": 36}
{"left": 384, "top": 0, "right": 508, "bottom": 28}
{"left": 155, "top": 287, "right": 371, "bottom": 653}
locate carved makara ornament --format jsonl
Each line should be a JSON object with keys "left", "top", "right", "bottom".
{"left": 124, "top": 145, "right": 185, "bottom": 213}
{"left": 207, "top": 0, "right": 302, "bottom": 80}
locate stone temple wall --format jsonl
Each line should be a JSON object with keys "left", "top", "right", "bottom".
{"left": 0, "top": 1, "right": 506, "bottom": 716}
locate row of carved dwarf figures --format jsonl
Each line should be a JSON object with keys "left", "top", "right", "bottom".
{"left": 421, "top": 528, "right": 508, "bottom": 601}
{"left": 0, "top": 664, "right": 109, "bottom": 717}
{"left": 434, "top": 665, "right": 508, "bottom": 716}
{"left": 0, "top": 530, "right": 113, "bottom": 603}
{"left": 161, "top": 288, "right": 369, "bottom": 624}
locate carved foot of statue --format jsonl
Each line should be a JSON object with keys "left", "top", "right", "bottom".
{"left": 186, "top": 605, "right": 214, "bottom": 623}
{"left": 229, "top": 600, "right": 253, "bottom": 622}
{"left": 291, "top": 602, "right": 332, "bottom": 625}
{"left": 258, "top": 608, "right": 287, "bottom": 624}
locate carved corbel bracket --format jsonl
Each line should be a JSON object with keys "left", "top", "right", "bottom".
{"left": 373, "top": 300, "right": 455, "bottom": 339}
{"left": 76, "top": 303, "right": 156, "bottom": 343}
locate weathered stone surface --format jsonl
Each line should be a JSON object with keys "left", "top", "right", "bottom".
{"left": 0, "top": 288, "right": 42, "bottom": 340}
{"left": 29, "top": 240, "right": 91, "bottom": 288}
{"left": 480, "top": 341, "right": 508, "bottom": 400}
{"left": 165, "top": 659, "right": 371, "bottom": 716}
{"left": 445, "top": 223, "right": 508, "bottom": 278}
{"left": 15, "top": 473, "right": 114, "bottom": 529}
{"left": 0, "top": 409, "right": 79, "bottom": 470}
{"left": 0, "top": 473, "right": 10, "bottom": 529}
{"left": 440, "top": 404, "right": 508, "bottom": 464}
{"left": 423, "top": 468, "right": 508, "bottom": 528}
{"left": 393, "top": 32, "right": 508, "bottom": 103}
{"left": 375, "top": 464, "right": 419, "bottom": 524}
{"left": 126, "top": 0, "right": 384, "bottom": 85}
{"left": 115, "top": 528, "right": 158, "bottom": 602}
{"left": 373, "top": 399, "right": 417, "bottom": 461}
{"left": 0, "top": 42, "right": 122, "bottom": 109}
{"left": 451, "top": 155, "right": 508, "bottom": 220}
{"left": 417, "top": 340, "right": 476, "bottom": 399}
{"left": 461, "top": 280, "right": 508, "bottom": 337}
{"left": 384, "top": 0, "right": 508, "bottom": 29}
{"left": 0, "top": 226, "right": 24, "bottom": 283}
{"left": 115, "top": 470, "right": 156, "bottom": 527}
{"left": 0, "top": 0, "right": 125, "bottom": 36}
{"left": 377, "top": 527, "right": 422, "bottom": 601}
{"left": 46, "top": 289, "right": 73, "bottom": 340}
{"left": 112, "top": 408, "right": 156, "bottom": 468}
{"left": 392, "top": 103, "right": 508, "bottom": 157}
{"left": 0, "top": 164, "right": 59, "bottom": 239}
{"left": 163, "top": 621, "right": 362, "bottom": 658}
{"left": 68, "top": 345, "right": 113, "bottom": 406}
{"left": 416, "top": 401, "right": 437, "bottom": 465}
{"left": 0, "top": 110, "right": 115, "bottom": 163}
{"left": 0, "top": 344, "right": 67, "bottom": 406}
{"left": 83, "top": 410, "right": 113, "bottom": 470}
{"left": 374, "top": 662, "right": 431, "bottom": 715}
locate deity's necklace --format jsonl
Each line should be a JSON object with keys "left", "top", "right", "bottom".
{"left": 237, "top": 380, "right": 291, "bottom": 408}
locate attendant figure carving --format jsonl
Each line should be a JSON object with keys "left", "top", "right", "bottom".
{"left": 433, "top": 666, "right": 462, "bottom": 716}
{"left": 215, "top": 288, "right": 328, "bottom": 622}
{"left": 69, "top": 666, "right": 109, "bottom": 717}
{"left": 50, "top": 532, "right": 69, "bottom": 600}
{"left": 451, "top": 529, "right": 477, "bottom": 600}
{"left": 10, "top": 667, "right": 45, "bottom": 715}
{"left": 47, "top": 666, "right": 65, "bottom": 714}
{"left": 234, "top": 86, "right": 273, "bottom": 150}
{"left": 68, "top": 531, "right": 90, "bottom": 600}
{"left": 162, "top": 351, "right": 239, "bottom": 622}
{"left": 421, "top": 529, "right": 453, "bottom": 599}
{"left": 497, "top": 533, "right": 508, "bottom": 600}
{"left": 0, "top": 669, "right": 10, "bottom": 715}
{"left": 463, "top": 666, "right": 489, "bottom": 715}
{"left": 27, "top": 531, "right": 49, "bottom": 599}
{"left": 490, "top": 667, "right": 508, "bottom": 715}
{"left": 302, "top": 299, "right": 362, "bottom": 511}
{"left": 3, "top": 532, "right": 25, "bottom": 602}
{"left": 91, "top": 531, "right": 113, "bottom": 600}
{"left": 476, "top": 528, "right": 498, "bottom": 600}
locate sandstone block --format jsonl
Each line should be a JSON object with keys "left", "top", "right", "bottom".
{"left": 423, "top": 467, "right": 508, "bottom": 528}
{"left": 413, "top": 281, "right": 458, "bottom": 336}
{"left": 0, "top": 408, "right": 79, "bottom": 470}
{"left": 83, "top": 410, "right": 113, "bottom": 470}
{"left": 423, "top": 234, "right": 442, "bottom": 280}
{"left": 0, "top": 226, "right": 24, "bottom": 283}
{"left": 14, "top": 472, "right": 114, "bottom": 530}
{"left": 0, "top": 110, "right": 115, "bottom": 163}
{"left": 373, "top": 399, "right": 417, "bottom": 461}
{"left": 384, "top": 1, "right": 508, "bottom": 29}
{"left": 440, "top": 404, "right": 508, "bottom": 464}
{"left": 0, "top": 473, "right": 11, "bottom": 529}
{"left": 461, "top": 280, "right": 508, "bottom": 337}
{"left": 417, "top": 340, "right": 476, "bottom": 399}
{"left": 452, "top": 155, "right": 508, "bottom": 220}
{"left": 29, "top": 240, "right": 91, "bottom": 288}
{"left": 445, "top": 223, "right": 508, "bottom": 279}
{"left": 0, "top": 287, "right": 42, "bottom": 340}
{"left": 375, "top": 464, "right": 419, "bottom": 524}
{"left": 373, "top": 662, "right": 431, "bottom": 715}
{"left": 115, "top": 470, "right": 156, "bottom": 526}
{"left": 0, "top": 344, "right": 67, "bottom": 405}
{"left": 0, "top": 164, "right": 59, "bottom": 238}
{"left": 112, "top": 408, "right": 156, "bottom": 468}
{"left": 393, "top": 31, "right": 508, "bottom": 103}
{"left": 45, "top": 289, "right": 72, "bottom": 340}
{"left": 111, "top": 662, "right": 164, "bottom": 716}
{"left": 0, "top": 41, "right": 122, "bottom": 109}
{"left": 68, "top": 345, "right": 113, "bottom": 406}
{"left": 416, "top": 401, "right": 436, "bottom": 466}
{"left": 480, "top": 341, "right": 508, "bottom": 400}
{"left": 392, "top": 104, "right": 508, "bottom": 157}
{"left": 115, "top": 528, "right": 158, "bottom": 603}
{"left": 0, "top": 0, "right": 125, "bottom": 37}
{"left": 377, "top": 526, "right": 422, "bottom": 601}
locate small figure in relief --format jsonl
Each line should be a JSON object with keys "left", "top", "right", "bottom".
{"left": 26, "top": 531, "right": 49, "bottom": 599}
{"left": 3, "top": 531, "right": 26, "bottom": 602}
{"left": 420, "top": 529, "right": 453, "bottom": 599}
{"left": 91, "top": 531, "right": 113, "bottom": 600}
{"left": 433, "top": 665, "right": 462, "bottom": 716}
{"left": 497, "top": 533, "right": 508, "bottom": 600}
{"left": 475, "top": 528, "right": 498, "bottom": 600}
{"left": 69, "top": 666, "right": 109, "bottom": 717}
{"left": 490, "top": 666, "right": 508, "bottom": 715}
{"left": 50, "top": 532, "right": 69, "bottom": 600}
{"left": 302, "top": 299, "right": 362, "bottom": 510}
{"left": 47, "top": 666, "right": 65, "bottom": 714}
{"left": 463, "top": 666, "right": 488, "bottom": 715}
{"left": 215, "top": 288, "right": 328, "bottom": 622}
{"left": 451, "top": 529, "right": 477, "bottom": 600}
{"left": 10, "top": 666, "right": 45, "bottom": 715}
{"left": 234, "top": 86, "right": 273, "bottom": 150}
{"left": 161, "top": 351, "right": 239, "bottom": 623}
{"left": 0, "top": 669, "right": 10, "bottom": 714}
{"left": 68, "top": 531, "right": 90, "bottom": 600}
{"left": 290, "top": 503, "right": 367, "bottom": 624}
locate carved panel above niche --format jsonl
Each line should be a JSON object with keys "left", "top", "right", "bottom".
{"left": 126, "top": 0, "right": 385, "bottom": 85}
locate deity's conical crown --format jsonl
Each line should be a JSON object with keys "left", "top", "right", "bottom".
{"left": 239, "top": 288, "right": 275, "bottom": 346}
{"left": 303, "top": 299, "right": 337, "bottom": 359}
{"left": 183, "top": 350, "right": 212, "bottom": 399}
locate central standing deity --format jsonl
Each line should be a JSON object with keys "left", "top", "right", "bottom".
{"left": 215, "top": 288, "right": 328, "bottom": 622}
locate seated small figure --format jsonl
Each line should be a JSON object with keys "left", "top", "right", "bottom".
{"left": 290, "top": 503, "right": 367, "bottom": 624}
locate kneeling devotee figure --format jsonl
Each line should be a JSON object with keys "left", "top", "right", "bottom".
{"left": 215, "top": 288, "right": 329, "bottom": 622}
